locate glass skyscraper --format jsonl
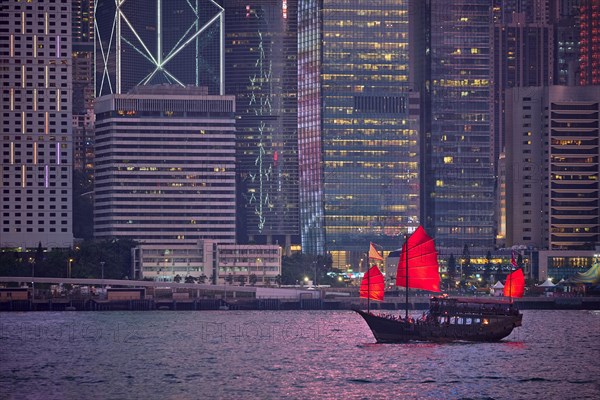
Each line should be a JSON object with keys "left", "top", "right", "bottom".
{"left": 427, "top": 0, "right": 495, "bottom": 251}
{"left": 94, "top": 0, "right": 225, "bottom": 96}
{"left": 299, "top": 0, "right": 419, "bottom": 267}
{"left": 223, "top": 1, "right": 300, "bottom": 253}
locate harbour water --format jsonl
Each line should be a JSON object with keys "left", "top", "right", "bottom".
{"left": 1, "top": 310, "right": 598, "bottom": 399}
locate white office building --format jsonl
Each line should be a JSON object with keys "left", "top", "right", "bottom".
{"left": 1, "top": 0, "right": 74, "bottom": 249}
{"left": 93, "top": 85, "right": 237, "bottom": 245}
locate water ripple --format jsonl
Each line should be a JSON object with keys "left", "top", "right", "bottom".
{"left": 0, "top": 310, "right": 598, "bottom": 399}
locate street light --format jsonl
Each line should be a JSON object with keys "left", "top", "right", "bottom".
{"left": 68, "top": 258, "right": 74, "bottom": 278}
{"left": 100, "top": 261, "right": 105, "bottom": 281}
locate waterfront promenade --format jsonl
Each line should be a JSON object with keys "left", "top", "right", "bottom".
{"left": 1, "top": 276, "right": 599, "bottom": 311}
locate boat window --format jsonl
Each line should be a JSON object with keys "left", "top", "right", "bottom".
{"left": 466, "top": 318, "right": 472, "bottom": 325}
{"left": 474, "top": 318, "right": 481, "bottom": 324}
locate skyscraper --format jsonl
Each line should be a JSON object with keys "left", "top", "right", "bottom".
{"left": 504, "top": 87, "right": 546, "bottom": 249}
{"left": 72, "top": 47, "right": 95, "bottom": 173}
{"left": 418, "top": 0, "right": 496, "bottom": 252}
{"left": 72, "top": 0, "right": 95, "bottom": 174}
{"left": 492, "top": 12, "right": 553, "bottom": 155}
{"left": 505, "top": 86, "right": 600, "bottom": 250}
{"left": 0, "top": 0, "right": 74, "bottom": 249}
{"left": 546, "top": 86, "right": 599, "bottom": 249}
{"left": 491, "top": 9, "right": 553, "bottom": 244}
{"left": 93, "top": 86, "right": 237, "bottom": 245}
{"left": 298, "top": 0, "right": 419, "bottom": 266}
{"left": 223, "top": 1, "right": 300, "bottom": 253}
{"left": 71, "top": 0, "right": 97, "bottom": 242}
{"left": 94, "top": 0, "right": 225, "bottom": 97}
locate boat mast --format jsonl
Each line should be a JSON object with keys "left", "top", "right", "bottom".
{"left": 509, "top": 269, "right": 513, "bottom": 304}
{"left": 366, "top": 252, "right": 371, "bottom": 313}
{"left": 509, "top": 252, "right": 514, "bottom": 304}
{"left": 405, "top": 233, "right": 409, "bottom": 320}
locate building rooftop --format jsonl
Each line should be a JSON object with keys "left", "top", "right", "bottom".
{"left": 128, "top": 84, "right": 209, "bottom": 96}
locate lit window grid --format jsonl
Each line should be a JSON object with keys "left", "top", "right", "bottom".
{"left": 428, "top": 0, "right": 496, "bottom": 249}
{"left": 312, "top": 0, "right": 416, "bottom": 255}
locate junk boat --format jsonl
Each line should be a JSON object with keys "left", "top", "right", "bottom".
{"left": 354, "top": 226, "right": 524, "bottom": 343}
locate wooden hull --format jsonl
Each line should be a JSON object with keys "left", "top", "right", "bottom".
{"left": 354, "top": 309, "right": 522, "bottom": 343}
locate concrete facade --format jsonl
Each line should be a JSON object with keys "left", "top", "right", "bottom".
{"left": 0, "top": 0, "right": 74, "bottom": 249}
{"left": 132, "top": 240, "right": 282, "bottom": 285}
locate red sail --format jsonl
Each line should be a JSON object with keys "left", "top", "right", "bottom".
{"left": 503, "top": 268, "right": 525, "bottom": 298}
{"left": 395, "top": 226, "right": 441, "bottom": 292}
{"left": 360, "top": 265, "right": 385, "bottom": 302}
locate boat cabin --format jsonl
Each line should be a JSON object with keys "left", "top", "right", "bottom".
{"left": 429, "top": 296, "right": 519, "bottom": 318}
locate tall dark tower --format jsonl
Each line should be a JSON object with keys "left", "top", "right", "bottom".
{"left": 422, "top": 0, "right": 495, "bottom": 252}
{"left": 73, "top": 0, "right": 94, "bottom": 43}
{"left": 72, "top": 0, "right": 95, "bottom": 175}
{"left": 223, "top": 1, "right": 300, "bottom": 254}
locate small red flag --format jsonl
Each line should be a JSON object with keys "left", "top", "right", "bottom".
{"left": 369, "top": 242, "right": 383, "bottom": 261}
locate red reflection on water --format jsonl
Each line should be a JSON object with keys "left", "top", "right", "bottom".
{"left": 358, "top": 342, "right": 438, "bottom": 351}
{"left": 503, "top": 341, "right": 526, "bottom": 349}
